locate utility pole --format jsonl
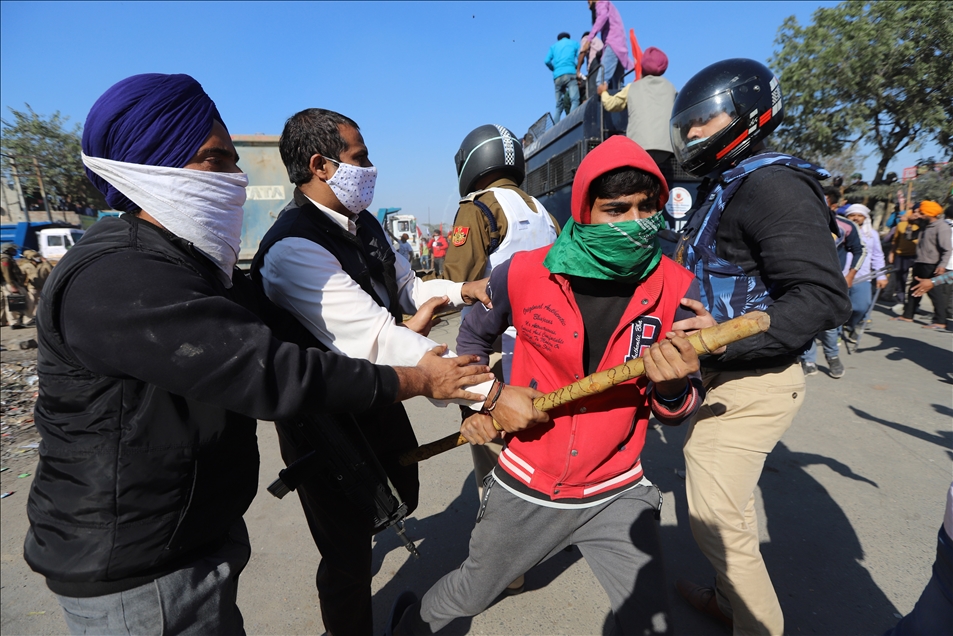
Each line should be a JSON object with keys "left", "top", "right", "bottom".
{"left": 32, "top": 156, "right": 54, "bottom": 223}
{"left": 7, "top": 156, "right": 29, "bottom": 223}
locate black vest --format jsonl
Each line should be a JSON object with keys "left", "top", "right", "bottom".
{"left": 251, "top": 191, "right": 418, "bottom": 513}
{"left": 26, "top": 216, "right": 259, "bottom": 592}
{"left": 252, "top": 189, "right": 402, "bottom": 326}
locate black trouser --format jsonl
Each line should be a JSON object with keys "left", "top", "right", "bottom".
{"left": 903, "top": 262, "right": 950, "bottom": 324}
{"left": 276, "top": 406, "right": 418, "bottom": 636}
{"left": 892, "top": 254, "right": 917, "bottom": 305}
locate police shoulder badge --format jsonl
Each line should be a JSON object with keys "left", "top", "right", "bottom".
{"left": 451, "top": 226, "right": 470, "bottom": 247}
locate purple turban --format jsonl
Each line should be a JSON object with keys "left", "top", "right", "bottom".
{"left": 641, "top": 47, "right": 668, "bottom": 76}
{"left": 82, "top": 73, "right": 226, "bottom": 212}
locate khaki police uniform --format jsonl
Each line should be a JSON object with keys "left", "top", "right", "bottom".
{"left": 19, "top": 250, "right": 51, "bottom": 319}
{"left": 2, "top": 252, "right": 34, "bottom": 327}
{"left": 444, "top": 178, "right": 561, "bottom": 283}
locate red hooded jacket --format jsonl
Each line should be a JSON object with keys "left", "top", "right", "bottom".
{"left": 496, "top": 136, "right": 697, "bottom": 501}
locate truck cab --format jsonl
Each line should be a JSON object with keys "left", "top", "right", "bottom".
{"left": 38, "top": 228, "right": 85, "bottom": 262}
{"left": 377, "top": 208, "right": 423, "bottom": 266}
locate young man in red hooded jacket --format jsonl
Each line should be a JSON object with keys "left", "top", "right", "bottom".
{"left": 389, "top": 136, "right": 703, "bottom": 635}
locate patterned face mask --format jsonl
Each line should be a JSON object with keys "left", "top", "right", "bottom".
{"left": 325, "top": 158, "right": 377, "bottom": 214}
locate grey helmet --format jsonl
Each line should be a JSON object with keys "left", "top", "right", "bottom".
{"left": 455, "top": 124, "right": 525, "bottom": 197}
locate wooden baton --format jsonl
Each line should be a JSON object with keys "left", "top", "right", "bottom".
{"left": 398, "top": 311, "right": 770, "bottom": 466}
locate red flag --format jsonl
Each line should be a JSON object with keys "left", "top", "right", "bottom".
{"left": 630, "top": 29, "right": 643, "bottom": 81}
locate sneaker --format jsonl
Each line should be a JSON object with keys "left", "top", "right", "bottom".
{"left": 842, "top": 328, "right": 857, "bottom": 345}
{"left": 801, "top": 361, "right": 818, "bottom": 376}
{"left": 827, "top": 356, "right": 845, "bottom": 379}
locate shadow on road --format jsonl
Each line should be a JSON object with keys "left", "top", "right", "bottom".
{"left": 850, "top": 405, "right": 953, "bottom": 452}
{"left": 370, "top": 474, "right": 589, "bottom": 634}
{"left": 933, "top": 403, "right": 953, "bottom": 418}
{"left": 862, "top": 330, "right": 953, "bottom": 383}
{"left": 600, "top": 507, "right": 676, "bottom": 635}
{"left": 644, "top": 423, "right": 900, "bottom": 635}
{"left": 758, "top": 442, "right": 898, "bottom": 634}
{"left": 371, "top": 478, "right": 477, "bottom": 634}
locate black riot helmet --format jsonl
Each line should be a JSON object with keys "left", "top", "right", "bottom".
{"left": 670, "top": 58, "right": 784, "bottom": 177}
{"left": 455, "top": 124, "right": 525, "bottom": 197}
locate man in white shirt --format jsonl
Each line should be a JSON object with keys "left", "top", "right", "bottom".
{"left": 251, "top": 108, "right": 546, "bottom": 636}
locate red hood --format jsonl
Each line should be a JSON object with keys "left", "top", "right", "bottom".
{"left": 571, "top": 135, "right": 670, "bottom": 224}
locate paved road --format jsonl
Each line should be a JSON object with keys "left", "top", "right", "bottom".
{"left": 1, "top": 304, "right": 950, "bottom": 635}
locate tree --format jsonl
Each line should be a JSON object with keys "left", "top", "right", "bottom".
{"left": 814, "top": 145, "right": 866, "bottom": 182}
{"left": 1, "top": 104, "right": 106, "bottom": 210}
{"left": 770, "top": 1, "right": 953, "bottom": 184}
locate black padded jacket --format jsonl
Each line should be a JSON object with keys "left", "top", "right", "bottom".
{"left": 25, "top": 214, "right": 398, "bottom": 596}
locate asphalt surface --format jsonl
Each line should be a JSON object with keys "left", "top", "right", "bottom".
{"left": 1, "top": 302, "right": 950, "bottom": 636}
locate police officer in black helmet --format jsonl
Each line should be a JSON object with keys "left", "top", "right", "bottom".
{"left": 443, "top": 125, "right": 560, "bottom": 286}
{"left": 667, "top": 59, "right": 851, "bottom": 634}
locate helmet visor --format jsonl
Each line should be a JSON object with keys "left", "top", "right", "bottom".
{"left": 670, "top": 90, "right": 739, "bottom": 163}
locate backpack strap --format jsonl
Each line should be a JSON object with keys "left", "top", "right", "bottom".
{"left": 472, "top": 199, "right": 501, "bottom": 255}
{"left": 693, "top": 153, "right": 830, "bottom": 250}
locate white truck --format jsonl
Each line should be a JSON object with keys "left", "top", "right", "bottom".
{"left": 378, "top": 208, "right": 424, "bottom": 267}
{"left": 38, "top": 227, "right": 85, "bottom": 262}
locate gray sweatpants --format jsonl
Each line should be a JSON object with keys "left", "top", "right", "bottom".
{"left": 400, "top": 474, "right": 672, "bottom": 635}
{"left": 55, "top": 521, "right": 251, "bottom": 636}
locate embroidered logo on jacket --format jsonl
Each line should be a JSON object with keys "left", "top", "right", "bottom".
{"left": 450, "top": 226, "right": 469, "bottom": 247}
{"left": 625, "top": 316, "right": 662, "bottom": 361}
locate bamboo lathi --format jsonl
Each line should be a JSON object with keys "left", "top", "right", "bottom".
{"left": 398, "top": 311, "right": 770, "bottom": 466}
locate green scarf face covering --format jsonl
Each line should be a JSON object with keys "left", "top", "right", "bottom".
{"left": 543, "top": 214, "right": 664, "bottom": 282}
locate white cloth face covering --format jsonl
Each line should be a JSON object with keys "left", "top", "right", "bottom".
{"left": 81, "top": 153, "right": 248, "bottom": 283}
{"left": 325, "top": 158, "right": 377, "bottom": 214}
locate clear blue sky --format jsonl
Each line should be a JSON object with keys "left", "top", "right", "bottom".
{"left": 0, "top": 1, "right": 942, "bottom": 225}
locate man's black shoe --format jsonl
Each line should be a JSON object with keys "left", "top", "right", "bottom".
{"left": 675, "top": 579, "right": 733, "bottom": 628}
{"left": 385, "top": 590, "right": 419, "bottom": 636}
{"left": 827, "top": 356, "right": 845, "bottom": 379}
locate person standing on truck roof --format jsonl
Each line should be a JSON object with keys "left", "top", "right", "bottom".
{"left": 26, "top": 73, "right": 496, "bottom": 636}
{"left": 575, "top": 29, "right": 604, "bottom": 84}
{"left": 1, "top": 243, "right": 34, "bottom": 328}
{"left": 545, "top": 32, "right": 581, "bottom": 123}
{"left": 668, "top": 59, "right": 850, "bottom": 634}
{"left": 251, "top": 107, "right": 547, "bottom": 636}
{"left": 584, "top": 0, "right": 632, "bottom": 91}
{"left": 598, "top": 47, "right": 678, "bottom": 187}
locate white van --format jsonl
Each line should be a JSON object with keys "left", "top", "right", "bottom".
{"left": 38, "top": 228, "right": 85, "bottom": 262}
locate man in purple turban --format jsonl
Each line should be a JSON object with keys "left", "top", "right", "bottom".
{"left": 24, "top": 73, "right": 495, "bottom": 635}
